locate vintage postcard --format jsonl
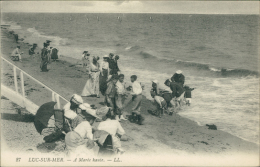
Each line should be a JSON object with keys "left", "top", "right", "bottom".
{"left": 1, "top": 1, "right": 259, "bottom": 166}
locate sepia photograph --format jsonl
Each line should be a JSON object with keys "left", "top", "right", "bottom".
{"left": 1, "top": 1, "right": 259, "bottom": 166}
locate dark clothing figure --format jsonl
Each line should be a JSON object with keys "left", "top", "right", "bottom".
{"left": 169, "top": 82, "right": 184, "bottom": 98}
{"left": 51, "top": 48, "right": 59, "bottom": 60}
{"left": 171, "top": 73, "right": 185, "bottom": 87}
{"left": 40, "top": 47, "right": 49, "bottom": 72}
{"left": 29, "top": 47, "right": 36, "bottom": 55}
{"left": 105, "top": 81, "right": 117, "bottom": 115}
{"left": 14, "top": 34, "right": 18, "bottom": 43}
{"left": 109, "top": 59, "right": 119, "bottom": 75}
{"left": 99, "top": 69, "right": 108, "bottom": 95}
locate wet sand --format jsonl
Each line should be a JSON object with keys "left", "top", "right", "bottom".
{"left": 1, "top": 28, "right": 259, "bottom": 165}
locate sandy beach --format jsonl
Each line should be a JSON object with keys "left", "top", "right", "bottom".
{"left": 1, "top": 27, "right": 259, "bottom": 165}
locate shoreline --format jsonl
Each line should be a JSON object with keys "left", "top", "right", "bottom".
{"left": 1, "top": 27, "right": 259, "bottom": 157}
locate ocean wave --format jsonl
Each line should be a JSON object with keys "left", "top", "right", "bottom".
{"left": 26, "top": 27, "right": 70, "bottom": 47}
{"left": 139, "top": 51, "right": 157, "bottom": 59}
{"left": 176, "top": 60, "right": 259, "bottom": 77}
{"left": 125, "top": 45, "right": 142, "bottom": 51}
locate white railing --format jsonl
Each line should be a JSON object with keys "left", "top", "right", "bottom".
{"left": 1, "top": 56, "right": 69, "bottom": 109}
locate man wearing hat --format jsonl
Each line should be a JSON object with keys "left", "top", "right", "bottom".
{"left": 171, "top": 70, "right": 185, "bottom": 87}
{"left": 65, "top": 102, "right": 100, "bottom": 158}
{"left": 11, "top": 45, "right": 23, "bottom": 61}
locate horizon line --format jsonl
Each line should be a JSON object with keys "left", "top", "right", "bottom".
{"left": 2, "top": 12, "right": 258, "bottom": 15}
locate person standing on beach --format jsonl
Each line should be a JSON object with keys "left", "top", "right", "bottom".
{"left": 40, "top": 43, "right": 49, "bottom": 72}
{"left": 115, "top": 74, "right": 127, "bottom": 121}
{"left": 11, "top": 45, "right": 23, "bottom": 62}
{"left": 105, "top": 75, "right": 118, "bottom": 117}
{"left": 128, "top": 75, "right": 144, "bottom": 125}
{"left": 171, "top": 70, "right": 185, "bottom": 87}
{"left": 99, "top": 55, "right": 110, "bottom": 95}
{"left": 81, "top": 56, "right": 100, "bottom": 98}
{"left": 109, "top": 55, "right": 120, "bottom": 75}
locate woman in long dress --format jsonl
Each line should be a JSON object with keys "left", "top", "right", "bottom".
{"left": 81, "top": 56, "right": 100, "bottom": 98}
{"left": 99, "top": 55, "right": 110, "bottom": 95}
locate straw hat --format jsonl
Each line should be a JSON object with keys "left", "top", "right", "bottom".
{"left": 152, "top": 80, "right": 159, "bottom": 84}
{"left": 176, "top": 70, "right": 182, "bottom": 74}
{"left": 80, "top": 103, "right": 101, "bottom": 119}
{"left": 70, "top": 94, "right": 83, "bottom": 105}
{"left": 103, "top": 55, "right": 109, "bottom": 58}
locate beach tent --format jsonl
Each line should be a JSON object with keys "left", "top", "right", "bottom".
{"left": 34, "top": 101, "right": 66, "bottom": 134}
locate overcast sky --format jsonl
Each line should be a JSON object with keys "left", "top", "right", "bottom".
{"left": 1, "top": 1, "right": 259, "bottom": 14}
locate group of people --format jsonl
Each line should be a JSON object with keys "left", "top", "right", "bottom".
{"left": 80, "top": 52, "right": 145, "bottom": 125}
{"left": 61, "top": 94, "right": 126, "bottom": 157}
{"left": 40, "top": 40, "right": 59, "bottom": 72}
{"left": 150, "top": 70, "right": 194, "bottom": 117}
{"left": 10, "top": 40, "right": 59, "bottom": 72}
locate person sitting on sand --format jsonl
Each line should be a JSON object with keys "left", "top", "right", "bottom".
{"left": 128, "top": 75, "right": 144, "bottom": 125}
{"left": 105, "top": 75, "right": 118, "bottom": 117}
{"left": 115, "top": 74, "right": 128, "bottom": 121}
{"left": 164, "top": 79, "right": 185, "bottom": 109}
{"left": 65, "top": 105, "right": 100, "bottom": 158}
{"left": 81, "top": 56, "right": 101, "bottom": 98}
{"left": 63, "top": 94, "right": 85, "bottom": 121}
{"left": 29, "top": 44, "right": 37, "bottom": 56}
{"left": 99, "top": 55, "right": 110, "bottom": 95}
{"left": 109, "top": 55, "right": 120, "bottom": 75}
{"left": 97, "top": 107, "right": 125, "bottom": 154}
{"left": 40, "top": 43, "right": 50, "bottom": 72}
{"left": 11, "top": 45, "right": 23, "bottom": 62}
{"left": 171, "top": 70, "right": 185, "bottom": 87}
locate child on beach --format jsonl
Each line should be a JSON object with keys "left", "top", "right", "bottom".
{"left": 115, "top": 74, "right": 128, "bottom": 121}
{"left": 104, "top": 75, "right": 118, "bottom": 117}
{"left": 128, "top": 75, "right": 144, "bottom": 125}
{"left": 11, "top": 45, "right": 23, "bottom": 62}
{"left": 150, "top": 80, "right": 168, "bottom": 117}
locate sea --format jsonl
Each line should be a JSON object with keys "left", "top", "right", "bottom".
{"left": 2, "top": 13, "right": 259, "bottom": 145}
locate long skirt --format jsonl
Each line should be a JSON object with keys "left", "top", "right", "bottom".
{"left": 82, "top": 72, "right": 100, "bottom": 96}
{"left": 99, "top": 69, "right": 108, "bottom": 95}
{"left": 40, "top": 60, "right": 48, "bottom": 71}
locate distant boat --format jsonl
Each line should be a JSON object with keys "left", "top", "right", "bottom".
{"left": 149, "top": 16, "right": 153, "bottom": 21}
{"left": 97, "top": 16, "right": 99, "bottom": 21}
{"left": 86, "top": 17, "right": 89, "bottom": 22}
{"left": 70, "top": 17, "right": 72, "bottom": 21}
